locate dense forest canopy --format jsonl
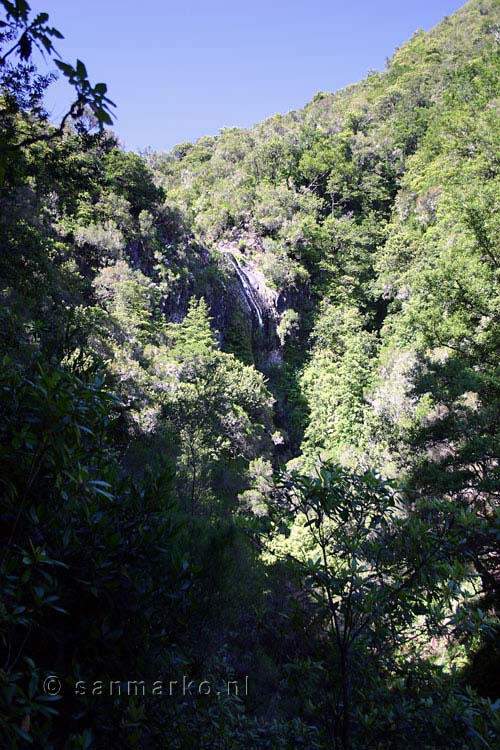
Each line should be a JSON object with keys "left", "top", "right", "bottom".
{"left": 1, "top": 0, "right": 499, "bottom": 747}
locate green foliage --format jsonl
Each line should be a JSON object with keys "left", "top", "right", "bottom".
{"left": 169, "top": 296, "right": 217, "bottom": 359}
{"left": 222, "top": 304, "right": 254, "bottom": 364}
{"left": 103, "top": 150, "right": 163, "bottom": 216}
{"left": 0, "top": 0, "right": 115, "bottom": 152}
{"left": 300, "top": 306, "right": 376, "bottom": 463}
{"left": 266, "top": 463, "right": 497, "bottom": 749}
{"left": 1, "top": 0, "right": 500, "bottom": 746}
{"left": 0, "top": 359, "right": 190, "bottom": 747}
{"left": 277, "top": 309, "right": 299, "bottom": 348}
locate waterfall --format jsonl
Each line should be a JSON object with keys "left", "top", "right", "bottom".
{"left": 224, "top": 252, "right": 264, "bottom": 328}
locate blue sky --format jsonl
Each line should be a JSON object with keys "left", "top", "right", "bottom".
{"left": 36, "top": 0, "right": 465, "bottom": 152}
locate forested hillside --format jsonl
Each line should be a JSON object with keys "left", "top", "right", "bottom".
{"left": 1, "top": 0, "right": 499, "bottom": 747}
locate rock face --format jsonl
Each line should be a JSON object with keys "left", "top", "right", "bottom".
{"left": 218, "top": 242, "right": 281, "bottom": 363}
{"left": 224, "top": 251, "right": 265, "bottom": 328}
{"left": 156, "top": 234, "right": 299, "bottom": 370}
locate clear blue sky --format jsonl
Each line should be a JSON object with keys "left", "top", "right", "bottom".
{"left": 36, "top": 0, "right": 465, "bottom": 153}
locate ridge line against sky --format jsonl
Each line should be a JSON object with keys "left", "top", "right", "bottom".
{"left": 39, "top": 0, "right": 465, "bottom": 152}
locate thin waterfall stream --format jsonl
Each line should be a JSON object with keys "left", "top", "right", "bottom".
{"left": 224, "top": 251, "right": 264, "bottom": 328}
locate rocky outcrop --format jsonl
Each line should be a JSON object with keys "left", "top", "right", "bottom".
{"left": 224, "top": 251, "right": 265, "bottom": 328}
{"left": 218, "top": 242, "right": 282, "bottom": 361}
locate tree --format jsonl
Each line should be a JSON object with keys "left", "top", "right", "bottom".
{"left": 170, "top": 297, "right": 218, "bottom": 360}
{"left": 266, "top": 464, "right": 485, "bottom": 749}
{"left": 0, "top": 360, "right": 190, "bottom": 747}
{"left": 103, "top": 150, "right": 164, "bottom": 217}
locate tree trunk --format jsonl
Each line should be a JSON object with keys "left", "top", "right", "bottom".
{"left": 340, "top": 647, "right": 351, "bottom": 750}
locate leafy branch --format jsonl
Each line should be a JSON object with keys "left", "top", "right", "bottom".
{"left": 0, "top": 0, "right": 115, "bottom": 152}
